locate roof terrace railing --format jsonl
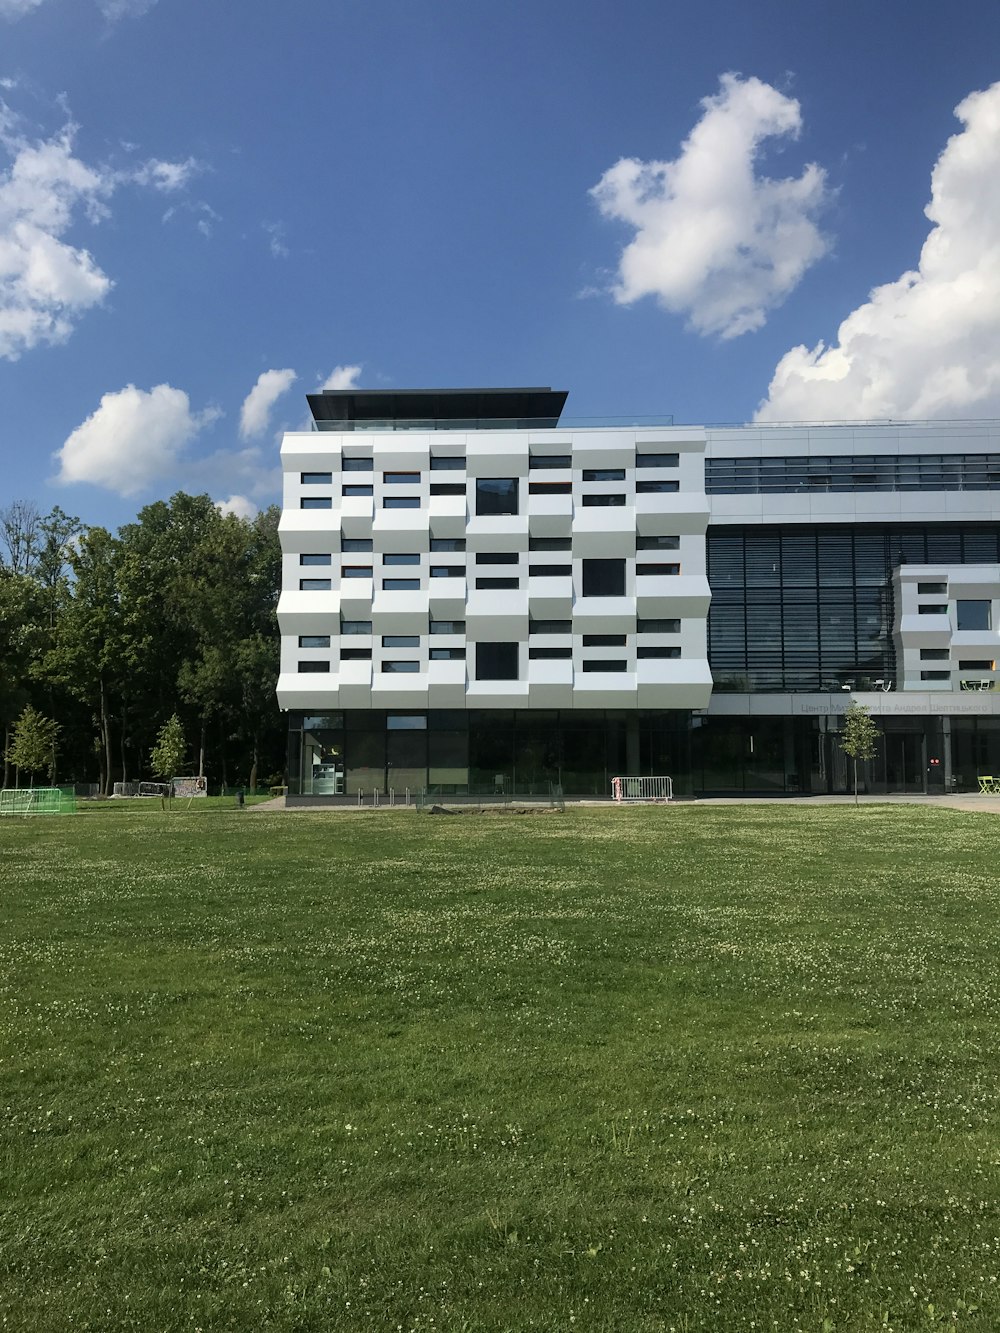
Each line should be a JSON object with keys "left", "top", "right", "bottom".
{"left": 310, "top": 414, "right": 676, "bottom": 432}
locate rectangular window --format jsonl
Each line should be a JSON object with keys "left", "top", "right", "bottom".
{"left": 383, "top": 472, "right": 420, "bottom": 484}
{"left": 583, "top": 468, "right": 625, "bottom": 482}
{"left": 637, "top": 535, "right": 680, "bottom": 550}
{"left": 384, "top": 496, "right": 420, "bottom": 509}
{"left": 384, "top": 553, "right": 420, "bottom": 565}
{"left": 921, "top": 670, "right": 951, "bottom": 680}
{"left": 529, "top": 647, "right": 572, "bottom": 660}
{"left": 475, "top": 641, "right": 519, "bottom": 680}
{"left": 920, "top": 648, "right": 950, "bottom": 660}
{"left": 383, "top": 578, "right": 420, "bottom": 591}
{"left": 342, "top": 457, "right": 373, "bottom": 472}
{"left": 475, "top": 577, "right": 519, "bottom": 590}
{"left": 957, "top": 600, "right": 992, "bottom": 630}
{"left": 430, "top": 455, "right": 465, "bottom": 471}
{"left": 582, "top": 559, "right": 625, "bottom": 597}
{"left": 430, "top": 565, "right": 465, "bottom": 579}
{"left": 636, "top": 480, "right": 679, "bottom": 493}
{"left": 529, "top": 564, "right": 571, "bottom": 577}
{"left": 430, "top": 537, "right": 466, "bottom": 552}
{"left": 581, "top": 494, "right": 625, "bottom": 507}
{"left": 529, "top": 455, "right": 571, "bottom": 469}
{"left": 340, "top": 647, "right": 372, "bottom": 660}
{"left": 429, "top": 620, "right": 466, "bottom": 635}
{"left": 636, "top": 453, "right": 679, "bottom": 468}
{"left": 959, "top": 659, "right": 995, "bottom": 670}
{"left": 300, "top": 553, "right": 332, "bottom": 566}
{"left": 429, "top": 647, "right": 465, "bottom": 661}
{"left": 341, "top": 538, "right": 373, "bottom": 552}
{"left": 637, "top": 618, "right": 680, "bottom": 633}
{"left": 476, "top": 477, "right": 518, "bottom": 516}
{"left": 529, "top": 620, "right": 572, "bottom": 635}
{"left": 387, "top": 714, "right": 427, "bottom": 729}
{"left": 342, "top": 484, "right": 373, "bottom": 498}
{"left": 299, "top": 635, "right": 331, "bottom": 648}
{"left": 918, "top": 604, "right": 948, "bottom": 615}
{"left": 382, "top": 635, "right": 420, "bottom": 648}
{"left": 381, "top": 660, "right": 419, "bottom": 673}
{"left": 636, "top": 563, "right": 681, "bottom": 576}
{"left": 529, "top": 536, "right": 571, "bottom": 551}
{"left": 298, "top": 660, "right": 330, "bottom": 673}
{"left": 582, "top": 659, "right": 627, "bottom": 672}
{"left": 918, "top": 581, "right": 948, "bottom": 594}
{"left": 638, "top": 646, "right": 681, "bottom": 659}
{"left": 476, "top": 552, "right": 519, "bottom": 565}
{"left": 299, "top": 578, "right": 332, "bottom": 591}
{"left": 300, "top": 472, "right": 332, "bottom": 485}
{"left": 341, "top": 565, "right": 373, "bottom": 578}
{"left": 340, "top": 620, "right": 372, "bottom": 635}
{"left": 301, "top": 497, "right": 332, "bottom": 510}
{"left": 430, "top": 483, "right": 465, "bottom": 496}
{"left": 583, "top": 634, "right": 626, "bottom": 647}
{"left": 529, "top": 481, "right": 572, "bottom": 495}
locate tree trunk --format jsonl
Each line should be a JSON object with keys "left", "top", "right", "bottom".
{"left": 198, "top": 719, "right": 206, "bottom": 778}
{"left": 3, "top": 724, "right": 9, "bottom": 790}
{"left": 854, "top": 757, "right": 858, "bottom": 806}
{"left": 100, "top": 676, "right": 112, "bottom": 797}
{"left": 220, "top": 730, "right": 228, "bottom": 790}
{"left": 249, "top": 730, "right": 259, "bottom": 794}
{"left": 120, "top": 710, "right": 128, "bottom": 784}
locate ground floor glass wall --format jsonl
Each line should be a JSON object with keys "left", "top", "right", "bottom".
{"left": 286, "top": 710, "right": 1000, "bottom": 798}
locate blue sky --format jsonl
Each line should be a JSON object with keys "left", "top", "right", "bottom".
{"left": 3, "top": 0, "right": 1000, "bottom": 531}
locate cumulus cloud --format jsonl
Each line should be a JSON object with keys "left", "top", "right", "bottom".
{"left": 590, "top": 73, "right": 832, "bottom": 339}
{"left": 757, "top": 81, "right": 1000, "bottom": 421}
{"left": 319, "top": 363, "right": 362, "bottom": 390}
{"left": 0, "top": 110, "right": 205, "bottom": 359}
{"left": 54, "top": 383, "right": 220, "bottom": 496}
{"left": 0, "top": 124, "right": 114, "bottom": 358}
{"left": 239, "top": 368, "right": 297, "bottom": 439}
{"left": 216, "top": 494, "right": 258, "bottom": 521}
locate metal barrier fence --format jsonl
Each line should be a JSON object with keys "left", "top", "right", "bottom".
{"left": 611, "top": 776, "right": 673, "bottom": 803}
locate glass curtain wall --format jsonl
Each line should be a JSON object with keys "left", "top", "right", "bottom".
{"left": 708, "top": 523, "right": 1000, "bottom": 692}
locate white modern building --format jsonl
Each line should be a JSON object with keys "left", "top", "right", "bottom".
{"left": 277, "top": 389, "right": 1000, "bottom": 798}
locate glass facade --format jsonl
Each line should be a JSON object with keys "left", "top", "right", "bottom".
{"left": 707, "top": 454, "right": 1000, "bottom": 494}
{"left": 707, "top": 523, "right": 1000, "bottom": 692}
{"left": 287, "top": 709, "right": 694, "bottom": 797}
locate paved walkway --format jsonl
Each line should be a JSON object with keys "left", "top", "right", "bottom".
{"left": 252, "top": 792, "right": 1000, "bottom": 814}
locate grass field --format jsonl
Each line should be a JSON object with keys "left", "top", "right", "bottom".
{"left": 2, "top": 803, "right": 999, "bottom": 1332}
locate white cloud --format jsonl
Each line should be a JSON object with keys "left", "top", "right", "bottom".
{"left": 134, "top": 156, "right": 199, "bottom": 192}
{"left": 590, "top": 73, "right": 832, "bottom": 339}
{"left": 319, "top": 363, "right": 362, "bottom": 390}
{"left": 216, "top": 494, "right": 258, "bottom": 521}
{"left": 0, "top": 0, "right": 156, "bottom": 17}
{"left": 239, "top": 368, "right": 297, "bottom": 439}
{"left": 0, "top": 124, "right": 114, "bottom": 359}
{"left": 54, "top": 383, "right": 220, "bottom": 496}
{"left": 0, "top": 0, "right": 44, "bottom": 15}
{"left": 0, "top": 109, "right": 205, "bottom": 359}
{"left": 97, "top": 0, "right": 157, "bottom": 17}
{"left": 263, "top": 220, "right": 288, "bottom": 259}
{"left": 757, "top": 81, "right": 1000, "bottom": 421}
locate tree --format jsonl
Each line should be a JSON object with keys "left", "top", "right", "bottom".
{"left": 0, "top": 501, "right": 41, "bottom": 576}
{"left": 840, "top": 701, "right": 881, "bottom": 805}
{"left": 5, "top": 704, "right": 60, "bottom": 786}
{"left": 150, "top": 714, "right": 187, "bottom": 784}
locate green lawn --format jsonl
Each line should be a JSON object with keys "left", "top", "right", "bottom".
{"left": 2, "top": 805, "right": 999, "bottom": 1332}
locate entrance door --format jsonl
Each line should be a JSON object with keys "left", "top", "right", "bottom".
{"left": 883, "top": 732, "right": 925, "bottom": 793}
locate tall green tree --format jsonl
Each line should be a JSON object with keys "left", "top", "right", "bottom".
{"left": 840, "top": 701, "right": 882, "bottom": 805}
